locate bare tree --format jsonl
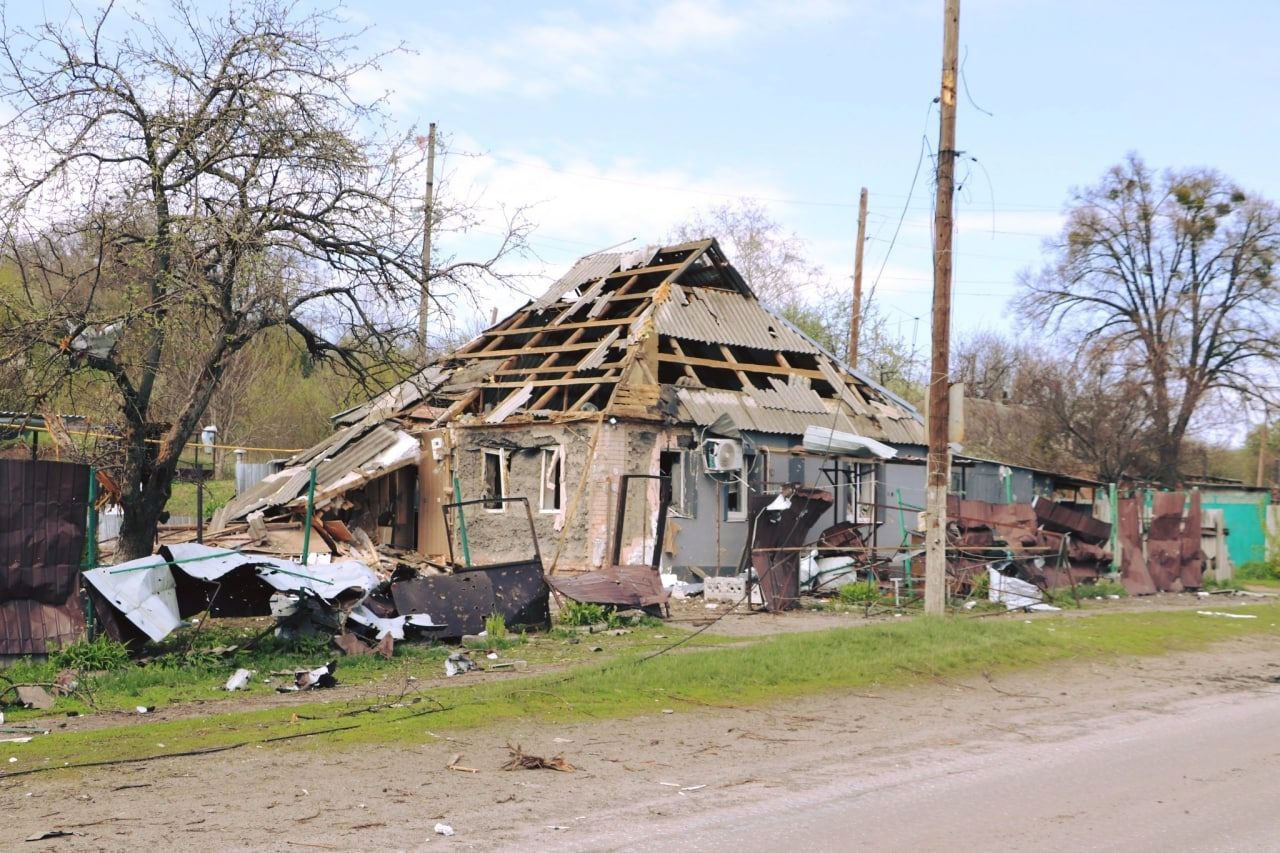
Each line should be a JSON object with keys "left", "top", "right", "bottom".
{"left": 670, "top": 199, "right": 823, "bottom": 306}
{"left": 1019, "top": 155, "right": 1280, "bottom": 484}
{"left": 0, "top": 1, "right": 526, "bottom": 559}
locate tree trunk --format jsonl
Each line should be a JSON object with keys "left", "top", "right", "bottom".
{"left": 1152, "top": 432, "right": 1183, "bottom": 486}
{"left": 114, "top": 464, "right": 175, "bottom": 562}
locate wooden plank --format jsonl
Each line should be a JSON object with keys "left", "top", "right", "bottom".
{"left": 483, "top": 316, "right": 633, "bottom": 336}
{"left": 479, "top": 376, "right": 623, "bottom": 389}
{"left": 492, "top": 359, "right": 628, "bottom": 377}
{"left": 465, "top": 340, "right": 615, "bottom": 359}
{"left": 656, "top": 352, "right": 826, "bottom": 381}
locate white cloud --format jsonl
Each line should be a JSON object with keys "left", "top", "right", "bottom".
{"left": 350, "top": 0, "right": 851, "bottom": 108}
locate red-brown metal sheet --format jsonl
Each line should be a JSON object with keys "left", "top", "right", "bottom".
{"left": 0, "top": 459, "right": 90, "bottom": 656}
{"left": 547, "top": 565, "right": 670, "bottom": 609}
{"left": 1147, "top": 491, "right": 1185, "bottom": 592}
{"left": 1180, "top": 490, "right": 1204, "bottom": 589}
{"left": 1118, "top": 497, "right": 1156, "bottom": 595}
{"left": 748, "top": 488, "right": 834, "bottom": 612}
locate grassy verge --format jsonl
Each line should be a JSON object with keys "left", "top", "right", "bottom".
{"left": 165, "top": 479, "right": 236, "bottom": 517}
{"left": 3, "top": 604, "right": 1277, "bottom": 777}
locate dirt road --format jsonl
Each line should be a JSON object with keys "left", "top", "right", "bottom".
{"left": 4, "top": 634, "right": 1279, "bottom": 851}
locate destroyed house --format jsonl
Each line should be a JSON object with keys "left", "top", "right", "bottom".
{"left": 215, "top": 239, "right": 926, "bottom": 577}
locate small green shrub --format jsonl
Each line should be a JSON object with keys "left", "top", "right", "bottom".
{"left": 1082, "top": 580, "right": 1127, "bottom": 598}
{"left": 557, "top": 601, "right": 607, "bottom": 627}
{"left": 1202, "top": 577, "right": 1242, "bottom": 591}
{"left": 51, "top": 635, "right": 131, "bottom": 671}
{"left": 484, "top": 611, "right": 508, "bottom": 642}
{"left": 837, "top": 580, "right": 881, "bottom": 606}
{"left": 1236, "top": 561, "right": 1280, "bottom": 582}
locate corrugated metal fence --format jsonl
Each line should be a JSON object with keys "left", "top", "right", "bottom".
{"left": 0, "top": 459, "right": 89, "bottom": 658}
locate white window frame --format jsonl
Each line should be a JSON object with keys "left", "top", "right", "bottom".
{"left": 539, "top": 445, "right": 564, "bottom": 513}
{"left": 481, "top": 448, "right": 507, "bottom": 513}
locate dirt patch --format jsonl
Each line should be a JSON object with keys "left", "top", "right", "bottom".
{"left": 5, "top": 630, "right": 1279, "bottom": 850}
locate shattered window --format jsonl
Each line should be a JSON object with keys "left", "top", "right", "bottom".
{"left": 852, "top": 464, "right": 877, "bottom": 524}
{"left": 482, "top": 449, "right": 506, "bottom": 511}
{"left": 725, "top": 457, "right": 751, "bottom": 521}
{"left": 540, "top": 446, "right": 563, "bottom": 513}
{"left": 659, "top": 450, "right": 685, "bottom": 515}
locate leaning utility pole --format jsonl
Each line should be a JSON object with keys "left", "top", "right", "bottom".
{"left": 849, "top": 187, "right": 868, "bottom": 368}
{"left": 924, "top": 0, "right": 959, "bottom": 617}
{"left": 418, "top": 122, "right": 438, "bottom": 361}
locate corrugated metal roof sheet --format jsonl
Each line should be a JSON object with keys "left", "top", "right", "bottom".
{"left": 655, "top": 285, "right": 816, "bottom": 353}
{"left": 217, "top": 420, "right": 420, "bottom": 524}
{"left": 676, "top": 388, "right": 862, "bottom": 436}
{"left": 532, "top": 253, "right": 623, "bottom": 309}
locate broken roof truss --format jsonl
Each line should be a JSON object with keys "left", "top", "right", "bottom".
{"left": 369, "top": 239, "right": 923, "bottom": 442}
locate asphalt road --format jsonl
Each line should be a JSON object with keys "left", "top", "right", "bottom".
{"left": 591, "top": 688, "right": 1280, "bottom": 852}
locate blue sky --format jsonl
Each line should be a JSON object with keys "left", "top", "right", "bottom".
{"left": 334, "top": 0, "right": 1280, "bottom": 345}
{"left": 13, "top": 0, "right": 1280, "bottom": 347}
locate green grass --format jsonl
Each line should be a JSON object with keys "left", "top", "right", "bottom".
{"left": 165, "top": 479, "right": 236, "bottom": 517}
{"left": 4, "top": 604, "right": 1278, "bottom": 777}
{"left": 1236, "top": 561, "right": 1280, "bottom": 582}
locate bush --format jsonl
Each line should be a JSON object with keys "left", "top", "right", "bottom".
{"left": 1236, "top": 561, "right": 1280, "bottom": 582}
{"left": 51, "top": 635, "right": 131, "bottom": 671}
{"left": 837, "top": 580, "right": 881, "bottom": 606}
{"left": 557, "top": 601, "right": 607, "bottom": 627}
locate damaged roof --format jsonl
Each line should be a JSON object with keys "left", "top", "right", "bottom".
{"left": 215, "top": 416, "right": 420, "bottom": 527}
{"left": 338, "top": 238, "right": 924, "bottom": 444}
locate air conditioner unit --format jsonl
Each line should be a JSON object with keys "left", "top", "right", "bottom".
{"left": 704, "top": 438, "right": 743, "bottom": 472}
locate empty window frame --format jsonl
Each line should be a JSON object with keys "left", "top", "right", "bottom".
{"left": 482, "top": 448, "right": 507, "bottom": 511}
{"left": 658, "top": 450, "right": 686, "bottom": 516}
{"left": 540, "top": 445, "right": 564, "bottom": 513}
{"left": 851, "top": 464, "right": 877, "bottom": 524}
{"left": 724, "top": 454, "right": 753, "bottom": 522}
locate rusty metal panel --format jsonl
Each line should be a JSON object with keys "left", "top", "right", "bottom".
{"left": 1118, "top": 497, "right": 1156, "bottom": 595}
{"left": 747, "top": 488, "right": 834, "bottom": 612}
{"left": 1147, "top": 491, "right": 1185, "bottom": 592}
{"left": 0, "top": 459, "right": 90, "bottom": 656}
{"left": 1180, "top": 490, "right": 1205, "bottom": 589}
{"left": 547, "top": 565, "right": 670, "bottom": 609}
{"left": 391, "top": 560, "right": 549, "bottom": 640}
{"left": 1033, "top": 497, "right": 1111, "bottom": 545}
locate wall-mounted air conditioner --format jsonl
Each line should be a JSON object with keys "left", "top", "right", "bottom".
{"left": 704, "top": 438, "right": 743, "bottom": 472}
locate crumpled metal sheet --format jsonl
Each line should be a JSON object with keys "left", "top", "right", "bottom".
{"left": 547, "top": 565, "right": 670, "bottom": 609}
{"left": 746, "top": 488, "right": 834, "bottom": 612}
{"left": 391, "top": 561, "right": 550, "bottom": 640}
{"left": 84, "top": 546, "right": 380, "bottom": 644}
{"left": 1033, "top": 496, "right": 1111, "bottom": 545}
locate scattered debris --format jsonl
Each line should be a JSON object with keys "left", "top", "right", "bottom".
{"left": 25, "top": 830, "right": 80, "bottom": 842}
{"left": 445, "top": 652, "right": 478, "bottom": 677}
{"left": 135, "top": 705, "right": 154, "bottom": 714}
{"left": 13, "top": 686, "right": 55, "bottom": 710}
{"left": 446, "top": 754, "right": 480, "bottom": 773}
{"left": 502, "top": 743, "right": 575, "bottom": 772}
{"left": 988, "top": 568, "right": 1059, "bottom": 612}
{"left": 1196, "top": 611, "right": 1258, "bottom": 620}
{"left": 277, "top": 662, "right": 338, "bottom": 692}
{"left": 224, "top": 669, "right": 254, "bottom": 691}
{"left": 433, "top": 823, "right": 455, "bottom": 837}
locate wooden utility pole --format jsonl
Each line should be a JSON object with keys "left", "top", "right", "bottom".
{"left": 924, "top": 0, "right": 960, "bottom": 617}
{"left": 418, "top": 122, "right": 438, "bottom": 361}
{"left": 849, "top": 187, "right": 868, "bottom": 368}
